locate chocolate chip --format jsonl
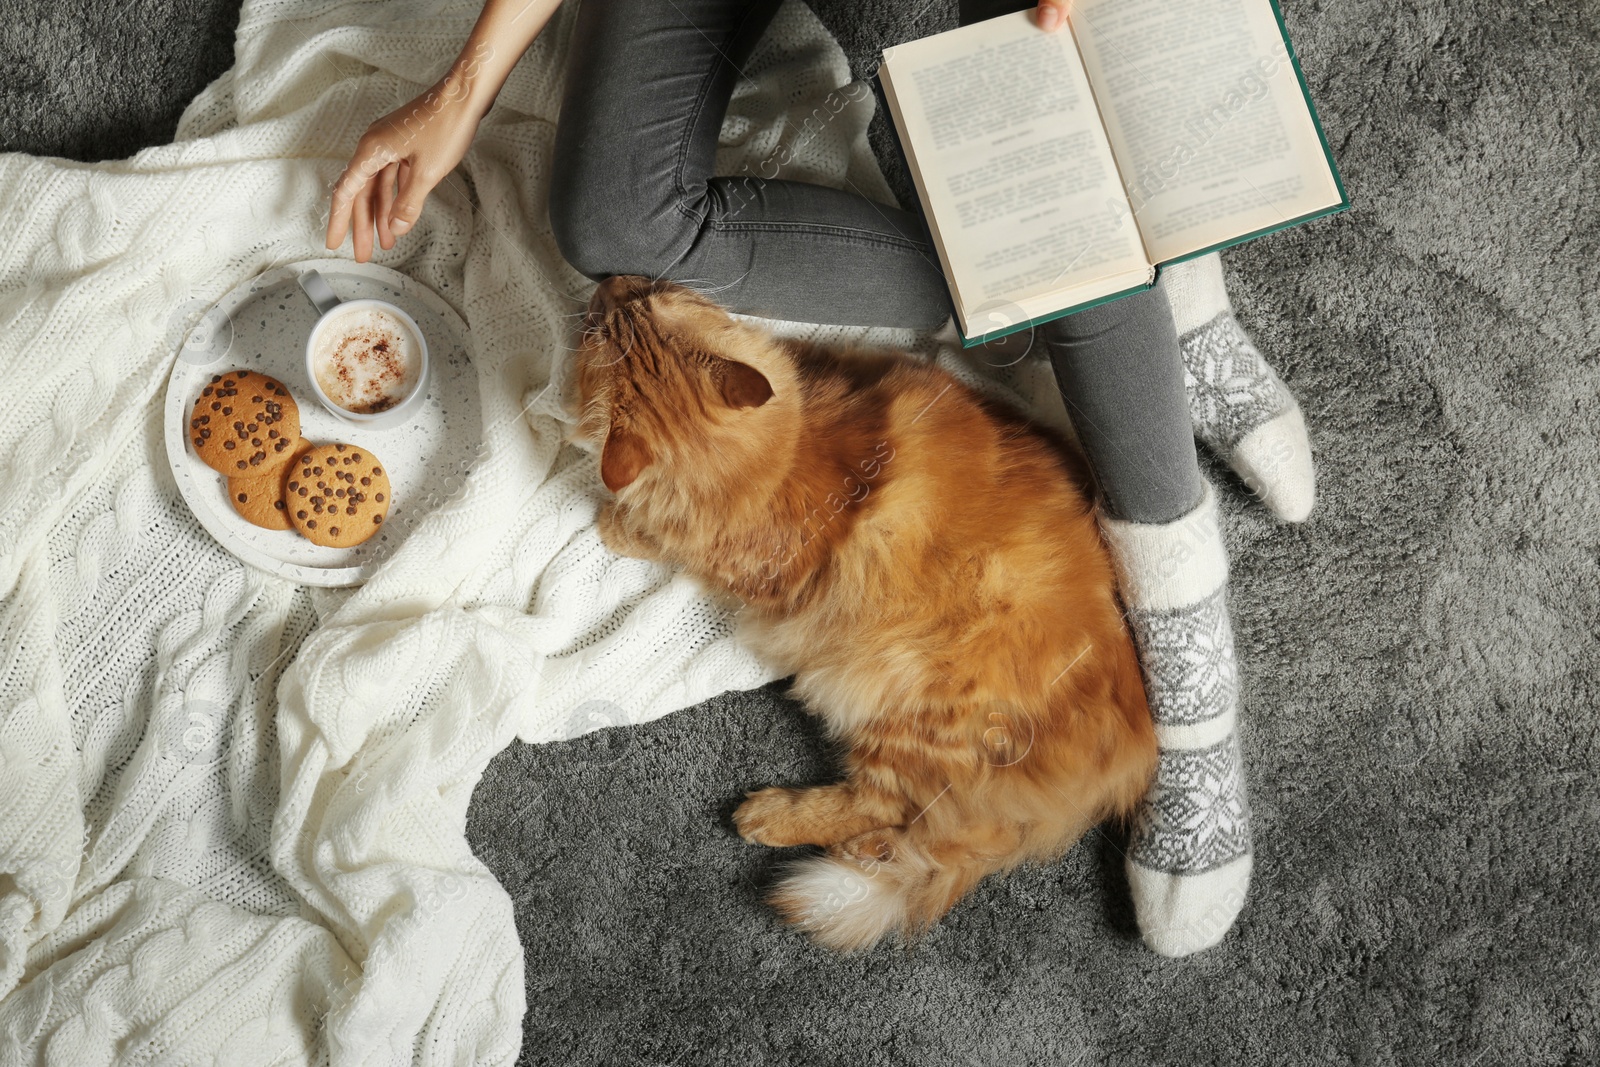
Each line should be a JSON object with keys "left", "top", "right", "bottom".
{"left": 374, "top": 493, "right": 384, "bottom": 502}
{"left": 306, "top": 520, "right": 317, "bottom": 529}
{"left": 373, "top": 515, "right": 382, "bottom": 524}
{"left": 330, "top": 527, "right": 340, "bottom": 536}
{"left": 297, "top": 510, "right": 307, "bottom": 520}
{"left": 223, "top": 440, "right": 235, "bottom": 450}
{"left": 236, "top": 492, "right": 248, "bottom": 503}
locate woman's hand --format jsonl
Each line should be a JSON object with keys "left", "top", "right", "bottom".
{"left": 325, "top": 67, "right": 489, "bottom": 263}
{"left": 1035, "top": 0, "right": 1072, "bottom": 32}
{"left": 324, "top": 0, "right": 562, "bottom": 261}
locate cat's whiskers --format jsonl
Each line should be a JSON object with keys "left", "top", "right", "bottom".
{"left": 673, "top": 270, "right": 753, "bottom": 299}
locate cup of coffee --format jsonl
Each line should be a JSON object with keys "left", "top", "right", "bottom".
{"left": 297, "top": 270, "right": 429, "bottom": 427}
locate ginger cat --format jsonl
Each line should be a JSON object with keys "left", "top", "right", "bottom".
{"left": 572, "top": 275, "right": 1156, "bottom": 950}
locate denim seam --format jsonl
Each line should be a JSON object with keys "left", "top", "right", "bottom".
{"left": 705, "top": 219, "right": 929, "bottom": 251}
{"left": 673, "top": 3, "right": 771, "bottom": 214}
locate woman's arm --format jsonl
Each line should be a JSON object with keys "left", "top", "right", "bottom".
{"left": 326, "top": 0, "right": 563, "bottom": 262}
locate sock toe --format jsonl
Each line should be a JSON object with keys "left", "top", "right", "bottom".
{"left": 1127, "top": 854, "right": 1253, "bottom": 956}
{"left": 1229, "top": 405, "right": 1316, "bottom": 522}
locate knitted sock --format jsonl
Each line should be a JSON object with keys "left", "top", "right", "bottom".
{"left": 1102, "top": 484, "right": 1252, "bottom": 956}
{"left": 1163, "top": 254, "right": 1315, "bottom": 522}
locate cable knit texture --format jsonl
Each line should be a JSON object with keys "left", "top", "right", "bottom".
{"left": 0, "top": 2, "right": 1276, "bottom": 1061}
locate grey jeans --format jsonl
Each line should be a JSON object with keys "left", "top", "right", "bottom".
{"left": 548, "top": 0, "right": 1203, "bottom": 526}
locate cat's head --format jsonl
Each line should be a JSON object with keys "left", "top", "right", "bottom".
{"left": 572, "top": 275, "right": 797, "bottom": 497}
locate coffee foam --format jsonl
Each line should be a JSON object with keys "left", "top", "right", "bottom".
{"left": 311, "top": 305, "right": 420, "bottom": 415}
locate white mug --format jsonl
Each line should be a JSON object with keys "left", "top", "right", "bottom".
{"left": 297, "top": 269, "right": 430, "bottom": 428}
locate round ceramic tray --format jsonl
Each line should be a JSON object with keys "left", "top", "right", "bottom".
{"left": 163, "top": 259, "right": 481, "bottom": 587}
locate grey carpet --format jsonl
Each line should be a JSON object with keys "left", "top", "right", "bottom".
{"left": 5, "top": 0, "right": 1598, "bottom": 1064}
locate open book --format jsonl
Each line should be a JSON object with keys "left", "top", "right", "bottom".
{"left": 878, "top": 0, "right": 1347, "bottom": 345}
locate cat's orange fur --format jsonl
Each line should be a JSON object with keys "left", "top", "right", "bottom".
{"left": 572, "top": 275, "right": 1156, "bottom": 950}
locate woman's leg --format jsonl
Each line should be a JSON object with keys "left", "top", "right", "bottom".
{"left": 1042, "top": 284, "right": 1204, "bottom": 524}
{"left": 548, "top": 0, "right": 950, "bottom": 328}
{"left": 1167, "top": 253, "right": 1317, "bottom": 521}
{"left": 1045, "top": 282, "right": 1254, "bottom": 957}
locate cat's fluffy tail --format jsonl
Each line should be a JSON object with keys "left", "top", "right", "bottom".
{"left": 768, "top": 836, "right": 991, "bottom": 952}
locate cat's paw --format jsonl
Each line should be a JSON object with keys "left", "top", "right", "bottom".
{"left": 734, "top": 787, "right": 808, "bottom": 847}
{"left": 834, "top": 829, "right": 898, "bottom": 866}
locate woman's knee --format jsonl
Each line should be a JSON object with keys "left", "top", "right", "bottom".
{"left": 547, "top": 159, "right": 692, "bottom": 281}
{"left": 547, "top": 165, "right": 630, "bottom": 279}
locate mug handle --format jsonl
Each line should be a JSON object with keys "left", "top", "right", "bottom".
{"left": 297, "top": 269, "right": 342, "bottom": 316}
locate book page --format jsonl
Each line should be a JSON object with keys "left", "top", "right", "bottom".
{"left": 880, "top": 12, "right": 1151, "bottom": 337}
{"left": 1069, "top": 0, "right": 1343, "bottom": 263}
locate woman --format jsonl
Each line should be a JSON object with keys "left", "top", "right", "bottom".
{"left": 326, "top": 0, "right": 1278, "bottom": 956}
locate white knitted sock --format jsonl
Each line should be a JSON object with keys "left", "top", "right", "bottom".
{"left": 1101, "top": 484, "right": 1252, "bottom": 956}
{"left": 1164, "top": 254, "right": 1316, "bottom": 522}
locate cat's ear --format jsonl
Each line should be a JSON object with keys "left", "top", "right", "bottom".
{"left": 601, "top": 426, "right": 652, "bottom": 492}
{"left": 715, "top": 358, "right": 773, "bottom": 409}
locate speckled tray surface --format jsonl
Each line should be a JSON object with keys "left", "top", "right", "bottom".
{"left": 163, "top": 259, "right": 481, "bottom": 587}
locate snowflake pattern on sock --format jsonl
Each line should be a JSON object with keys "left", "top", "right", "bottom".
{"left": 1127, "top": 589, "right": 1238, "bottom": 727}
{"left": 1131, "top": 735, "right": 1251, "bottom": 874}
{"left": 1181, "top": 313, "right": 1291, "bottom": 451}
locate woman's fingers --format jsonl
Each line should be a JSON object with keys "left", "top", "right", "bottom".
{"left": 375, "top": 161, "right": 400, "bottom": 250}
{"left": 328, "top": 134, "right": 398, "bottom": 254}
{"left": 389, "top": 160, "right": 429, "bottom": 237}
{"left": 1035, "top": 0, "right": 1072, "bottom": 32}
{"left": 326, "top": 165, "right": 365, "bottom": 250}
{"left": 352, "top": 177, "right": 376, "bottom": 263}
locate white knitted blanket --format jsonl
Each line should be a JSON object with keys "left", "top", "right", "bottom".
{"left": 0, "top": 1, "right": 1082, "bottom": 1063}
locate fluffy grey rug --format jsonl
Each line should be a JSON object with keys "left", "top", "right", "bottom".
{"left": 5, "top": 1, "right": 1596, "bottom": 1064}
